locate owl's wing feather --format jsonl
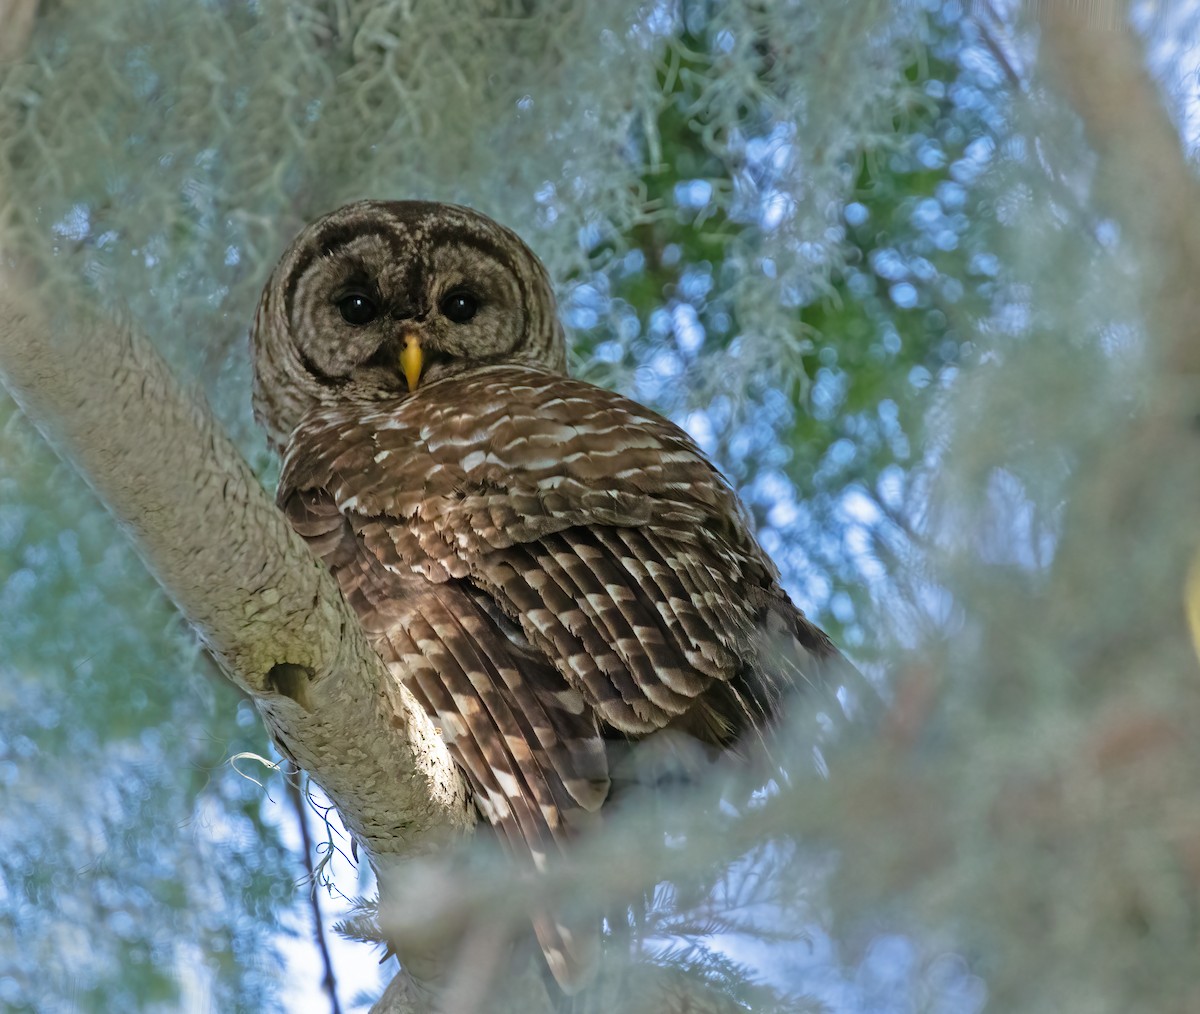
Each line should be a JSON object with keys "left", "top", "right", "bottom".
{"left": 282, "top": 486, "right": 604, "bottom": 987}
{"left": 282, "top": 364, "right": 839, "bottom": 740}
{"left": 284, "top": 487, "right": 610, "bottom": 825}
{"left": 279, "top": 365, "right": 841, "bottom": 989}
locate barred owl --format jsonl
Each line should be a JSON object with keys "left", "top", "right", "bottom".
{"left": 251, "top": 200, "right": 844, "bottom": 990}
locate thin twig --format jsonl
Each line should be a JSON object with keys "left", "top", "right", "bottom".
{"left": 288, "top": 761, "right": 345, "bottom": 1014}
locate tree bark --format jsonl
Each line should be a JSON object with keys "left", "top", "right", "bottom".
{"left": 0, "top": 0, "right": 37, "bottom": 62}
{"left": 1038, "top": 0, "right": 1200, "bottom": 374}
{"left": 0, "top": 281, "right": 475, "bottom": 1001}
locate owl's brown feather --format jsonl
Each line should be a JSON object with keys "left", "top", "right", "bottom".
{"left": 257, "top": 201, "right": 846, "bottom": 993}
{"left": 277, "top": 363, "right": 841, "bottom": 986}
{"left": 280, "top": 364, "right": 836, "bottom": 735}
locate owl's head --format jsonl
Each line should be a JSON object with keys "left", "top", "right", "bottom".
{"left": 251, "top": 200, "right": 567, "bottom": 448}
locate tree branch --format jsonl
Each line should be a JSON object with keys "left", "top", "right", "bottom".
{"left": 1, "top": 0, "right": 473, "bottom": 1000}
{"left": 0, "top": 279, "right": 474, "bottom": 986}
{"left": 1038, "top": 0, "right": 1200, "bottom": 376}
{"left": 0, "top": 0, "right": 37, "bottom": 63}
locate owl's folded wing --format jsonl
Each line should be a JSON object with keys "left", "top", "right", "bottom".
{"left": 280, "top": 366, "right": 844, "bottom": 990}
{"left": 280, "top": 483, "right": 607, "bottom": 988}
{"left": 282, "top": 365, "right": 840, "bottom": 744}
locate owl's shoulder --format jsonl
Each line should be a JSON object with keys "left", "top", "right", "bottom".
{"left": 278, "top": 363, "right": 750, "bottom": 545}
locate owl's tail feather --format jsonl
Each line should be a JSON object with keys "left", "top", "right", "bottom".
{"left": 404, "top": 584, "right": 610, "bottom": 993}
{"left": 735, "top": 595, "right": 852, "bottom": 732}
{"left": 533, "top": 910, "right": 601, "bottom": 995}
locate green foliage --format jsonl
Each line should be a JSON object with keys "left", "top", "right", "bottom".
{"left": 568, "top": 6, "right": 1006, "bottom": 651}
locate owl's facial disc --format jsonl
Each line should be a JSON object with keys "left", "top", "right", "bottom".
{"left": 254, "top": 201, "right": 570, "bottom": 443}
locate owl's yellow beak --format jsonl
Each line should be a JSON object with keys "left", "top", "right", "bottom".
{"left": 400, "top": 334, "right": 423, "bottom": 392}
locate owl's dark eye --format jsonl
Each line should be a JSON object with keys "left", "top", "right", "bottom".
{"left": 440, "top": 290, "right": 478, "bottom": 324}
{"left": 338, "top": 293, "right": 378, "bottom": 326}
